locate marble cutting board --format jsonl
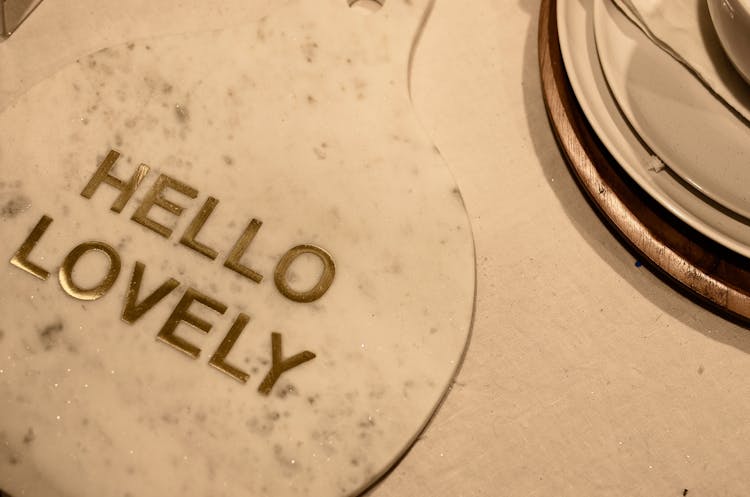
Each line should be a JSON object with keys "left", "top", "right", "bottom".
{"left": 0, "top": 1, "right": 476, "bottom": 496}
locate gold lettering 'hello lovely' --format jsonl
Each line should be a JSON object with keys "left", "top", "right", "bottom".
{"left": 8, "top": 150, "right": 335, "bottom": 394}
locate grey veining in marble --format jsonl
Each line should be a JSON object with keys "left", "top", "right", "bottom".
{"left": 0, "top": 1, "right": 475, "bottom": 495}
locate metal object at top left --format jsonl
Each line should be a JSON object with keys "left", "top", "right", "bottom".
{"left": 1, "top": 0, "right": 45, "bottom": 39}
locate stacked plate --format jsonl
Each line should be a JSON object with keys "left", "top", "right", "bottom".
{"left": 557, "top": 0, "right": 750, "bottom": 258}
{"left": 539, "top": 0, "right": 750, "bottom": 320}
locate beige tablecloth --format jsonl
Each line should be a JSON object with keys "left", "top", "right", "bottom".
{"left": 1, "top": 1, "right": 748, "bottom": 496}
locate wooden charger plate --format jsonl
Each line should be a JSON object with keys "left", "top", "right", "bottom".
{"left": 538, "top": 0, "right": 750, "bottom": 324}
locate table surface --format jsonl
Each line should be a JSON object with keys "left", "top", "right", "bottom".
{"left": 1, "top": 1, "right": 748, "bottom": 496}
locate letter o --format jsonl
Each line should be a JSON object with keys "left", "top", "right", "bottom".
{"left": 274, "top": 244, "right": 335, "bottom": 303}
{"left": 59, "top": 241, "right": 122, "bottom": 301}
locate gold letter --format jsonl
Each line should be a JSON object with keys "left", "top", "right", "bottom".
{"left": 156, "top": 288, "right": 227, "bottom": 358}
{"left": 10, "top": 215, "right": 53, "bottom": 280}
{"left": 131, "top": 174, "right": 198, "bottom": 238}
{"left": 58, "top": 241, "right": 122, "bottom": 301}
{"left": 274, "top": 245, "right": 335, "bottom": 303}
{"left": 257, "top": 332, "right": 315, "bottom": 395}
{"left": 223, "top": 218, "right": 263, "bottom": 283}
{"left": 209, "top": 313, "right": 251, "bottom": 383}
{"left": 80, "top": 150, "right": 150, "bottom": 213}
{"left": 179, "top": 196, "right": 219, "bottom": 260}
{"left": 122, "top": 262, "right": 180, "bottom": 323}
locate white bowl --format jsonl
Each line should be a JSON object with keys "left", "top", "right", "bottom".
{"left": 707, "top": 0, "right": 750, "bottom": 84}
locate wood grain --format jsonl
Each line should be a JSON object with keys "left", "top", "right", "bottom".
{"left": 538, "top": 0, "right": 750, "bottom": 323}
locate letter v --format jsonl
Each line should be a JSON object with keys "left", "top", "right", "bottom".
{"left": 122, "top": 261, "right": 180, "bottom": 323}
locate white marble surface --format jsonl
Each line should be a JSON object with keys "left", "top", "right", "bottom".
{"left": 0, "top": 1, "right": 474, "bottom": 496}
{"left": 2, "top": 1, "right": 750, "bottom": 497}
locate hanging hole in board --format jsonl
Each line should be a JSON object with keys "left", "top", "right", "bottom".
{"left": 348, "top": 0, "right": 384, "bottom": 13}
{"left": 1, "top": 0, "right": 45, "bottom": 39}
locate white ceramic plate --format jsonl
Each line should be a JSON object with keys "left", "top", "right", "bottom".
{"left": 593, "top": 0, "right": 750, "bottom": 220}
{"left": 557, "top": 0, "right": 750, "bottom": 258}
